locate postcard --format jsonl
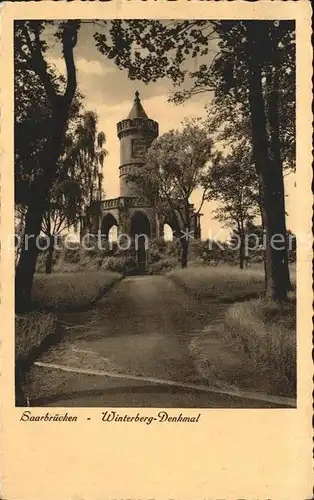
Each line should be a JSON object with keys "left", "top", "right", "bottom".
{"left": 0, "top": 1, "right": 312, "bottom": 499}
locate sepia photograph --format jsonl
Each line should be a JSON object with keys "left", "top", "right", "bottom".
{"left": 14, "top": 18, "right": 298, "bottom": 409}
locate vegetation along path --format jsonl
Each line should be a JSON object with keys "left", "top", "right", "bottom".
{"left": 25, "top": 276, "right": 293, "bottom": 408}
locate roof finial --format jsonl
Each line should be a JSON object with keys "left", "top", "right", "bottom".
{"left": 135, "top": 90, "right": 140, "bottom": 100}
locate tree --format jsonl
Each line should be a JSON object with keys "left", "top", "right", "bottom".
{"left": 127, "top": 121, "right": 213, "bottom": 267}
{"left": 205, "top": 21, "right": 294, "bottom": 297}
{"left": 15, "top": 64, "right": 83, "bottom": 209}
{"left": 264, "top": 23, "right": 295, "bottom": 290}
{"left": 202, "top": 21, "right": 294, "bottom": 290}
{"left": 206, "top": 143, "right": 260, "bottom": 269}
{"left": 243, "top": 22, "right": 293, "bottom": 298}
{"left": 96, "top": 20, "right": 295, "bottom": 300}
{"left": 41, "top": 111, "right": 107, "bottom": 273}
{"left": 15, "top": 57, "right": 108, "bottom": 273}
{"left": 14, "top": 20, "right": 80, "bottom": 311}
{"left": 15, "top": 55, "right": 83, "bottom": 274}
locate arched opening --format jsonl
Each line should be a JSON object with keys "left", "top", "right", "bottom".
{"left": 163, "top": 219, "right": 181, "bottom": 240}
{"left": 101, "top": 214, "right": 118, "bottom": 242}
{"left": 108, "top": 225, "right": 118, "bottom": 243}
{"left": 130, "top": 211, "right": 151, "bottom": 273}
{"left": 130, "top": 211, "right": 151, "bottom": 239}
{"left": 163, "top": 223, "right": 174, "bottom": 242}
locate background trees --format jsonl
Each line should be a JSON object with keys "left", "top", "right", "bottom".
{"left": 205, "top": 142, "right": 260, "bottom": 269}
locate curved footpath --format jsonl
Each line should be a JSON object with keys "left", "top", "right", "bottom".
{"left": 25, "top": 276, "right": 293, "bottom": 408}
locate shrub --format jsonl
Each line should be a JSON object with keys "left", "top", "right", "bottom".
{"left": 147, "top": 257, "right": 178, "bottom": 275}
{"left": 101, "top": 256, "right": 137, "bottom": 274}
{"left": 224, "top": 298, "right": 296, "bottom": 395}
{"left": 64, "top": 247, "right": 81, "bottom": 263}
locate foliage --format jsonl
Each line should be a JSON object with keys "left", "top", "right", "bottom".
{"left": 94, "top": 19, "right": 294, "bottom": 171}
{"left": 16, "top": 76, "right": 107, "bottom": 247}
{"left": 63, "top": 247, "right": 81, "bottom": 264}
{"left": 147, "top": 257, "right": 179, "bottom": 275}
{"left": 205, "top": 142, "right": 260, "bottom": 230}
{"left": 15, "top": 21, "right": 107, "bottom": 276}
{"left": 14, "top": 68, "right": 83, "bottom": 207}
{"left": 41, "top": 110, "right": 107, "bottom": 272}
{"left": 14, "top": 20, "right": 81, "bottom": 205}
{"left": 94, "top": 20, "right": 217, "bottom": 86}
{"left": 101, "top": 256, "right": 137, "bottom": 274}
{"left": 131, "top": 120, "right": 213, "bottom": 214}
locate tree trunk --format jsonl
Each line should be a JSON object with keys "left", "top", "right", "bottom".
{"left": 239, "top": 234, "right": 245, "bottom": 270}
{"left": 45, "top": 234, "right": 55, "bottom": 274}
{"left": 180, "top": 239, "right": 189, "bottom": 268}
{"left": 266, "top": 44, "right": 293, "bottom": 292}
{"left": 246, "top": 23, "right": 288, "bottom": 300}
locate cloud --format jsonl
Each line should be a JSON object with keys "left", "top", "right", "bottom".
{"left": 76, "top": 58, "right": 114, "bottom": 76}
{"left": 47, "top": 56, "right": 113, "bottom": 77}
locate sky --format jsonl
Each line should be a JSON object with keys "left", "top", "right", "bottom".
{"left": 46, "top": 21, "right": 296, "bottom": 241}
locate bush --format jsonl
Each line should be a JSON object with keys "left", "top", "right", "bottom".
{"left": 101, "top": 256, "right": 137, "bottom": 273}
{"left": 15, "top": 311, "right": 57, "bottom": 361}
{"left": 147, "top": 257, "right": 178, "bottom": 275}
{"left": 64, "top": 247, "right": 81, "bottom": 263}
{"left": 32, "top": 271, "right": 122, "bottom": 310}
{"left": 224, "top": 298, "right": 296, "bottom": 395}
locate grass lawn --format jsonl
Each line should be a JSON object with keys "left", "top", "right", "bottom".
{"left": 168, "top": 265, "right": 265, "bottom": 301}
{"left": 31, "top": 270, "right": 122, "bottom": 310}
{"left": 190, "top": 297, "right": 296, "bottom": 398}
{"left": 172, "top": 264, "right": 296, "bottom": 398}
{"left": 15, "top": 271, "right": 122, "bottom": 365}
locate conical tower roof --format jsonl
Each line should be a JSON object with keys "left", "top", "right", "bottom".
{"left": 127, "top": 91, "right": 148, "bottom": 119}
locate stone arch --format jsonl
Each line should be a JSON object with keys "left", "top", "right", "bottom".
{"left": 101, "top": 213, "right": 118, "bottom": 240}
{"left": 130, "top": 211, "right": 151, "bottom": 273}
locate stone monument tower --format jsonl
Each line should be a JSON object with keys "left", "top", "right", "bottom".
{"left": 81, "top": 91, "right": 201, "bottom": 271}
{"left": 117, "top": 90, "right": 158, "bottom": 199}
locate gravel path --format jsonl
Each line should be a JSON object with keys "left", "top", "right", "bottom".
{"left": 25, "top": 276, "right": 289, "bottom": 408}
